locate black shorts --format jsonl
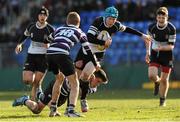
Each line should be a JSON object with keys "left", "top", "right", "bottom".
{"left": 74, "top": 48, "right": 92, "bottom": 70}
{"left": 150, "top": 50, "right": 173, "bottom": 68}
{"left": 23, "top": 54, "right": 47, "bottom": 73}
{"left": 47, "top": 54, "right": 75, "bottom": 76}
{"left": 75, "top": 48, "right": 104, "bottom": 70}
{"left": 40, "top": 81, "right": 68, "bottom": 107}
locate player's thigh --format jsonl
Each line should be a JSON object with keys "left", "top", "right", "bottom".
{"left": 148, "top": 66, "right": 159, "bottom": 77}
{"left": 80, "top": 61, "right": 96, "bottom": 80}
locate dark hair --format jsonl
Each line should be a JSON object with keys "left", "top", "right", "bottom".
{"left": 94, "top": 69, "right": 108, "bottom": 84}
{"left": 38, "top": 6, "right": 49, "bottom": 17}
{"left": 156, "top": 7, "right": 168, "bottom": 16}
{"left": 66, "top": 12, "right": 80, "bottom": 26}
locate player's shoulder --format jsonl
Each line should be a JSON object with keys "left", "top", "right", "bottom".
{"left": 148, "top": 22, "right": 156, "bottom": 28}
{"left": 47, "top": 23, "right": 55, "bottom": 30}
{"left": 92, "top": 16, "right": 103, "bottom": 24}
{"left": 27, "top": 22, "right": 35, "bottom": 28}
{"left": 148, "top": 22, "right": 156, "bottom": 32}
{"left": 26, "top": 22, "right": 36, "bottom": 30}
{"left": 167, "top": 21, "right": 176, "bottom": 31}
{"left": 78, "top": 28, "right": 86, "bottom": 36}
{"left": 114, "top": 20, "right": 123, "bottom": 27}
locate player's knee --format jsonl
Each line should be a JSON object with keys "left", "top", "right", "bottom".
{"left": 160, "top": 78, "right": 168, "bottom": 84}
{"left": 148, "top": 74, "right": 156, "bottom": 82}
{"left": 23, "top": 80, "right": 32, "bottom": 85}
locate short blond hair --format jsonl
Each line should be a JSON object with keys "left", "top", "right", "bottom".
{"left": 66, "top": 12, "right": 80, "bottom": 26}
{"left": 156, "top": 7, "right": 168, "bottom": 16}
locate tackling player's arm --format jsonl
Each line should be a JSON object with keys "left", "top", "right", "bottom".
{"left": 80, "top": 32, "right": 100, "bottom": 70}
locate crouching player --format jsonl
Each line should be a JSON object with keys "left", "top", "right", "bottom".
{"left": 12, "top": 69, "right": 108, "bottom": 116}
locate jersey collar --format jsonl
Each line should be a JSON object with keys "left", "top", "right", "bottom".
{"left": 36, "top": 21, "right": 47, "bottom": 29}
{"left": 156, "top": 22, "right": 168, "bottom": 30}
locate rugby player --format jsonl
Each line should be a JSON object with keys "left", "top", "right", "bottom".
{"left": 15, "top": 6, "right": 54, "bottom": 101}
{"left": 145, "top": 7, "right": 176, "bottom": 106}
{"left": 46, "top": 12, "right": 100, "bottom": 117}
{"left": 12, "top": 69, "right": 107, "bottom": 116}
{"left": 75, "top": 6, "right": 151, "bottom": 112}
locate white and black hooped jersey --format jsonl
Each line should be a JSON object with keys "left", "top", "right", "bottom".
{"left": 22, "top": 22, "right": 54, "bottom": 54}
{"left": 87, "top": 16, "right": 126, "bottom": 54}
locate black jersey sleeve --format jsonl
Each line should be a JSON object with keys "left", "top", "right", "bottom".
{"left": 115, "top": 21, "right": 126, "bottom": 32}
{"left": 87, "top": 17, "right": 106, "bottom": 45}
{"left": 168, "top": 22, "right": 176, "bottom": 45}
{"left": 123, "top": 26, "right": 143, "bottom": 37}
{"left": 80, "top": 32, "right": 98, "bottom": 67}
{"left": 17, "top": 23, "right": 34, "bottom": 44}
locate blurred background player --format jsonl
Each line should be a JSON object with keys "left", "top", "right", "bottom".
{"left": 15, "top": 6, "right": 54, "bottom": 101}
{"left": 75, "top": 6, "right": 151, "bottom": 112}
{"left": 12, "top": 69, "right": 108, "bottom": 116}
{"left": 145, "top": 7, "right": 176, "bottom": 106}
{"left": 46, "top": 12, "right": 100, "bottom": 117}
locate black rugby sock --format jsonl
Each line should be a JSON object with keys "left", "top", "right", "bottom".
{"left": 80, "top": 79, "right": 89, "bottom": 100}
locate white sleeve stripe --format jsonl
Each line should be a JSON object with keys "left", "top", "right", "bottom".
{"left": 90, "top": 26, "right": 98, "bottom": 31}
{"left": 24, "top": 29, "right": 30, "bottom": 36}
{"left": 169, "top": 35, "right": 176, "bottom": 43}
{"left": 169, "top": 39, "right": 176, "bottom": 43}
{"left": 169, "top": 35, "right": 176, "bottom": 39}
{"left": 89, "top": 27, "right": 98, "bottom": 33}
{"left": 119, "top": 25, "right": 126, "bottom": 32}
{"left": 87, "top": 30, "right": 97, "bottom": 35}
{"left": 82, "top": 42, "right": 89, "bottom": 47}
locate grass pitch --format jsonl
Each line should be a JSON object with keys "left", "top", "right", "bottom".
{"left": 0, "top": 89, "right": 180, "bottom": 122}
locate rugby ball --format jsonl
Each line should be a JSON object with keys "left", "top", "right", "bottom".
{"left": 97, "top": 30, "right": 111, "bottom": 41}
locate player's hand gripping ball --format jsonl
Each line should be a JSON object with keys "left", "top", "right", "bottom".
{"left": 97, "top": 30, "right": 111, "bottom": 51}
